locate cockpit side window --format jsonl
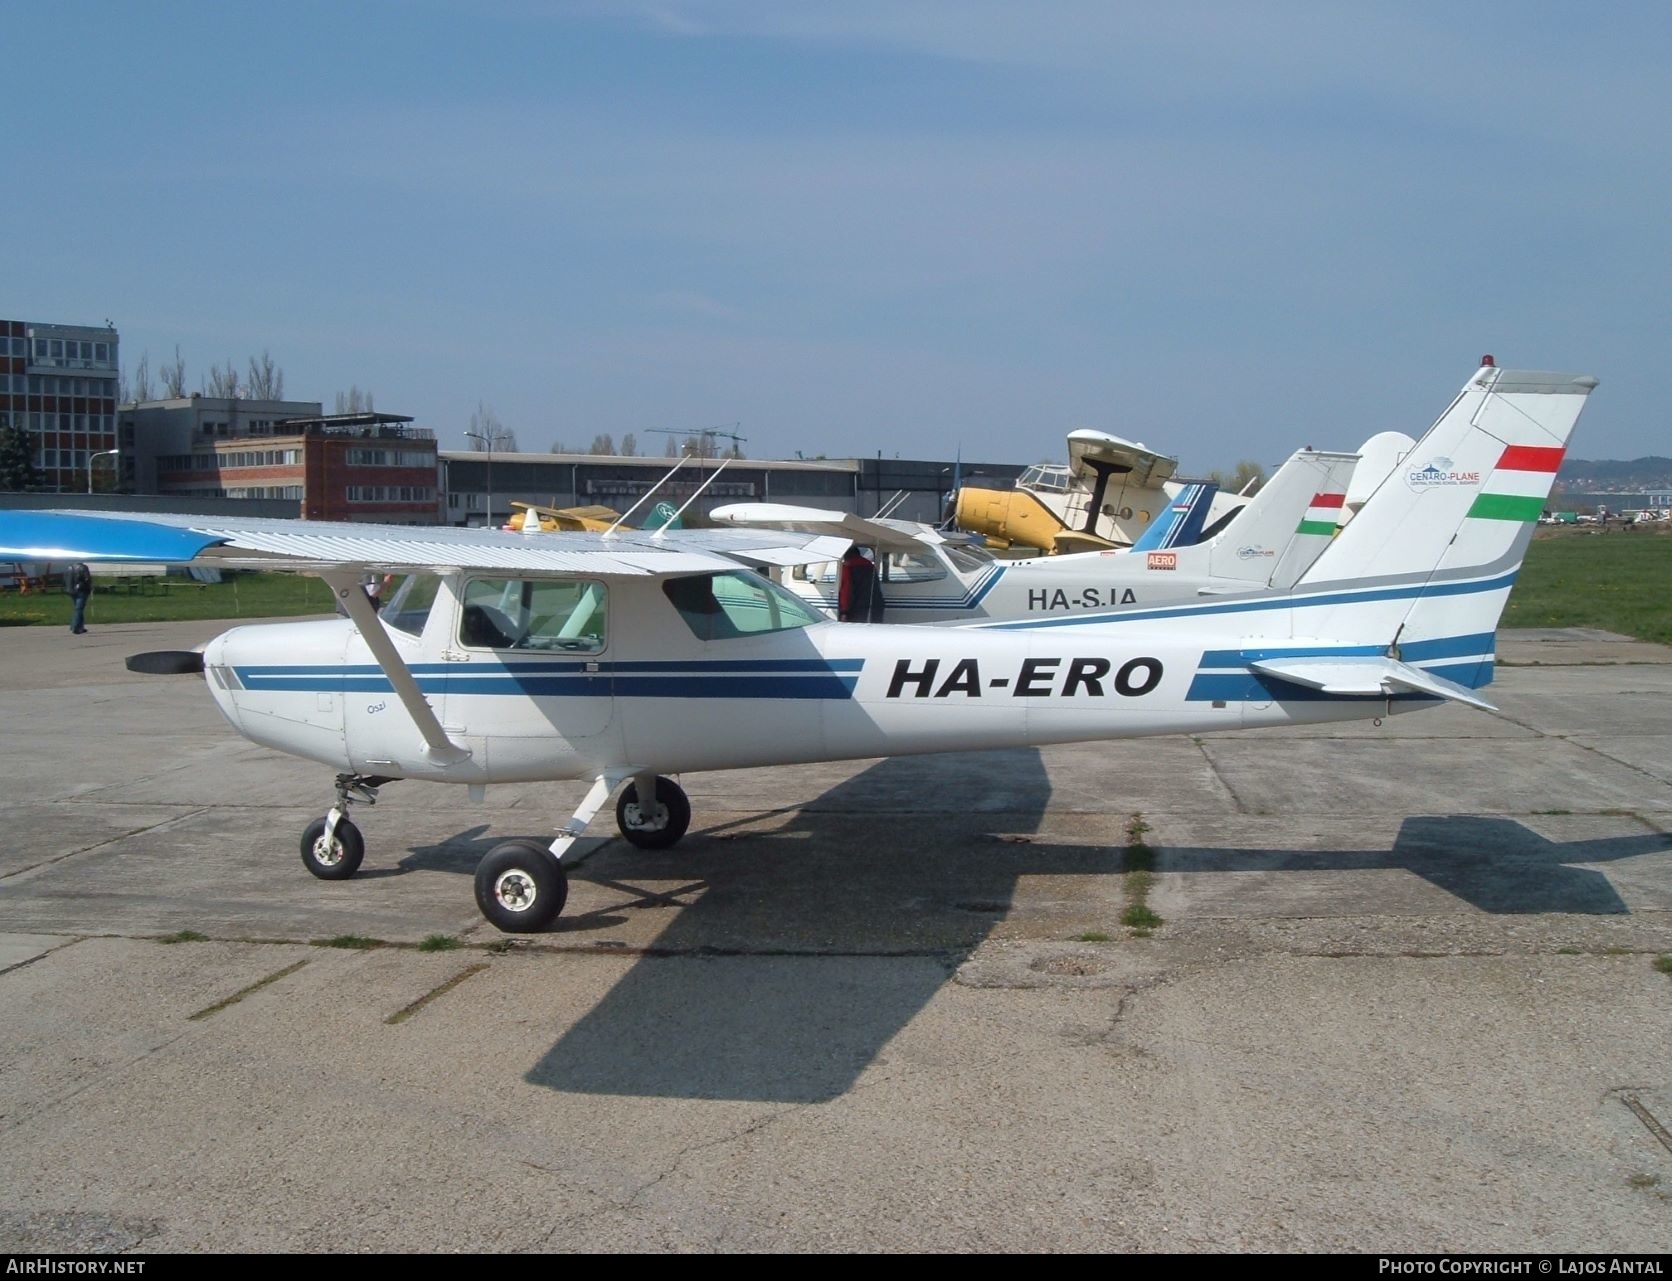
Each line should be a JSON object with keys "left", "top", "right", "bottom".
{"left": 663, "top": 571, "right": 825, "bottom": 641}
{"left": 458, "top": 577, "right": 608, "bottom": 652}
{"left": 382, "top": 573, "right": 442, "bottom": 637}
{"left": 882, "top": 549, "right": 947, "bottom": 583}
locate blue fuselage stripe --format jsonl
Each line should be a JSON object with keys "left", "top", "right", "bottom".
{"left": 980, "top": 569, "right": 1518, "bottom": 630}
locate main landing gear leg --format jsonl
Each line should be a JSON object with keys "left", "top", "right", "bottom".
{"left": 300, "top": 773, "right": 385, "bottom": 880}
{"left": 474, "top": 772, "right": 626, "bottom": 934}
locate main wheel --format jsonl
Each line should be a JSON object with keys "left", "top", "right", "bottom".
{"left": 475, "top": 840, "right": 568, "bottom": 933}
{"left": 300, "top": 816, "right": 364, "bottom": 880}
{"left": 615, "top": 776, "right": 692, "bottom": 850}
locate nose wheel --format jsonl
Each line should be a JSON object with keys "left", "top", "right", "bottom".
{"left": 300, "top": 816, "right": 364, "bottom": 880}
{"left": 299, "top": 774, "right": 386, "bottom": 880}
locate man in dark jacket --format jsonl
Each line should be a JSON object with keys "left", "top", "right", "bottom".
{"left": 837, "top": 546, "right": 886, "bottom": 622}
{"left": 67, "top": 562, "right": 93, "bottom": 634}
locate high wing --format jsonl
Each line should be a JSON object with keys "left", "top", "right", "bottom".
{"left": 711, "top": 502, "right": 949, "bottom": 553}
{"left": 1065, "top": 429, "right": 1178, "bottom": 488}
{"left": 0, "top": 509, "right": 851, "bottom": 577}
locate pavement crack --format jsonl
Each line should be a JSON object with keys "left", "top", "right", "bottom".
{"left": 1191, "top": 737, "right": 1249, "bottom": 814}
{"left": 0, "top": 1030, "right": 191, "bottom": 1136}
{"left": 0, "top": 807, "right": 213, "bottom": 881}
{"left": 0, "top": 936, "right": 86, "bottom": 979}
{"left": 621, "top": 1104, "right": 803, "bottom": 1212}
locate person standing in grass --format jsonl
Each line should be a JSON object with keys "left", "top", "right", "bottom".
{"left": 67, "top": 562, "right": 92, "bottom": 634}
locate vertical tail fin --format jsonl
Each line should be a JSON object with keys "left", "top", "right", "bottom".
{"left": 1293, "top": 362, "right": 1598, "bottom": 660}
{"left": 1130, "top": 482, "right": 1217, "bottom": 552}
{"left": 1199, "top": 447, "right": 1359, "bottom": 588}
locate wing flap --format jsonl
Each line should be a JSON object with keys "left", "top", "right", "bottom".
{"left": 1249, "top": 655, "right": 1497, "bottom": 712}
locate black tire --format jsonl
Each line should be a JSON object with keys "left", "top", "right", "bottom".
{"left": 475, "top": 840, "right": 567, "bottom": 933}
{"left": 614, "top": 776, "right": 692, "bottom": 849}
{"left": 300, "top": 816, "right": 365, "bottom": 880}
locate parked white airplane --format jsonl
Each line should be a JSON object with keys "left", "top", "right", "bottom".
{"left": 0, "top": 361, "right": 1593, "bottom": 934}
{"left": 713, "top": 443, "right": 1361, "bottom": 624}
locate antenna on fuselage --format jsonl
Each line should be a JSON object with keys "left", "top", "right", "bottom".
{"left": 652, "top": 457, "right": 733, "bottom": 540}
{"left": 603, "top": 455, "right": 692, "bottom": 537}
{"left": 874, "top": 489, "right": 910, "bottom": 518}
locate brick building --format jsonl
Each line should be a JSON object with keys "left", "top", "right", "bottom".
{"left": 132, "top": 405, "right": 440, "bottom": 522}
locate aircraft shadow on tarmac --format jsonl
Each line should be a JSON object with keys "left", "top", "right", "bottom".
{"left": 524, "top": 747, "right": 1089, "bottom": 1104}
{"left": 391, "top": 753, "right": 1672, "bottom": 1104}
{"left": 1164, "top": 817, "right": 1672, "bottom": 917}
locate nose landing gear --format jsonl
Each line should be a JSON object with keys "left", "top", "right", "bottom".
{"left": 299, "top": 773, "right": 389, "bottom": 880}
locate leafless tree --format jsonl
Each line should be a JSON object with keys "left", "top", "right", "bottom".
{"left": 246, "top": 350, "right": 284, "bottom": 400}
{"left": 620, "top": 432, "right": 637, "bottom": 457}
{"left": 131, "top": 351, "right": 153, "bottom": 403}
{"left": 204, "top": 359, "right": 241, "bottom": 398}
{"left": 664, "top": 436, "right": 679, "bottom": 457}
{"left": 588, "top": 433, "right": 615, "bottom": 456}
{"left": 160, "top": 346, "right": 187, "bottom": 398}
{"left": 335, "top": 385, "right": 375, "bottom": 414}
{"left": 468, "top": 403, "right": 514, "bottom": 452}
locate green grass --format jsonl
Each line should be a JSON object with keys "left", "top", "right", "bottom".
{"left": 418, "top": 934, "right": 462, "bottom": 952}
{"left": 1503, "top": 533, "right": 1672, "bottom": 644}
{"left": 1121, "top": 812, "right": 1163, "bottom": 934}
{"left": 0, "top": 571, "right": 336, "bottom": 627}
{"left": 1071, "top": 931, "right": 1112, "bottom": 943}
{"left": 158, "top": 929, "right": 209, "bottom": 944}
{"left": 1655, "top": 955, "right": 1672, "bottom": 975}
{"left": 314, "top": 934, "right": 384, "bottom": 950}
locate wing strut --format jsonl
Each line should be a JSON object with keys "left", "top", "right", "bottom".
{"left": 322, "top": 571, "right": 471, "bottom": 764}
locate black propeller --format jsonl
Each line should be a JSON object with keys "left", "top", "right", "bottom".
{"left": 125, "top": 651, "right": 206, "bottom": 676}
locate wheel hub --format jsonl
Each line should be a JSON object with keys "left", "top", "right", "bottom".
{"left": 312, "top": 837, "right": 343, "bottom": 866}
{"left": 625, "top": 801, "right": 666, "bottom": 832}
{"left": 494, "top": 869, "right": 537, "bottom": 912}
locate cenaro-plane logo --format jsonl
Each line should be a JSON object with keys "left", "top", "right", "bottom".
{"left": 1406, "top": 456, "right": 1481, "bottom": 490}
{"left": 1236, "top": 545, "right": 1275, "bottom": 560}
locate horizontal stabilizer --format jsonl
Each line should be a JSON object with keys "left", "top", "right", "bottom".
{"left": 1249, "top": 655, "right": 1497, "bottom": 712}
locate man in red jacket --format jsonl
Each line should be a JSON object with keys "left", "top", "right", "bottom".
{"left": 837, "top": 546, "right": 885, "bottom": 622}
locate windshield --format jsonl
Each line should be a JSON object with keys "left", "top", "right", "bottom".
{"left": 382, "top": 574, "right": 442, "bottom": 637}
{"left": 942, "top": 543, "right": 995, "bottom": 573}
{"left": 664, "top": 571, "right": 825, "bottom": 641}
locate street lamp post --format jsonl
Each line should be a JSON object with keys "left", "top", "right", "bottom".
{"left": 87, "top": 449, "right": 120, "bottom": 495}
{"left": 464, "top": 430, "right": 507, "bottom": 528}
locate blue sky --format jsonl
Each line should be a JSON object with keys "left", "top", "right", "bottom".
{"left": 5, "top": 1, "right": 1668, "bottom": 468}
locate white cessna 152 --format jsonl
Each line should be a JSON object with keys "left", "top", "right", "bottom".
{"left": 0, "top": 360, "right": 1593, "bottom": 934}
{"left": 713, "top": 441, "right": 1363, "bottom": 625}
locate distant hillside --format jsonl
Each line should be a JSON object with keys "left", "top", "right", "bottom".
{"left": 1555, "top": 457, "right": 1672, "bottom": 490}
